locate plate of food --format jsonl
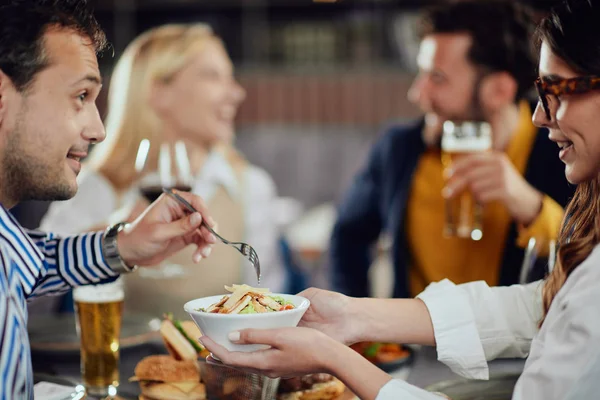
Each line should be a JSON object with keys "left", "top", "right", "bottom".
{"left": 184, "top": 284, "right": 310, "bottom": 353}
{"left": 132, "top": 312, "right": 280, "bottom": 400}
{"left": 350, "top": 342, "right": 414, "bottom": 372}
{"left": 277, "top": 373, "right": 348, "bottom": 400}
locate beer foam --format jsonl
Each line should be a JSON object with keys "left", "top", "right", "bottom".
{"left": 442, "top": 121, "right": 492, "bottom": 152}
{"left": 73, "top": 280, "right": 124, "bottom": 303}
{"left": 441, "top": 136, "right": 492, "bottom": 152}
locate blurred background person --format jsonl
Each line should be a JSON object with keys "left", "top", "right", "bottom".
{"left": 40, "top": 24, "right": 286, "bottom": 317}
{"left": 330, "top": 0, "right": 575, "bottom": 299}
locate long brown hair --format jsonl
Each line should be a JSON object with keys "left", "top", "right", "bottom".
{"left": 537, "top": 0, "right": 600, "bottom": 324}
{"left": 542, "top": 180, "right": 600, "bottom": 322}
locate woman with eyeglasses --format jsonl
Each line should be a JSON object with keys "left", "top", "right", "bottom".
{"left": 200, "top": 1, "right": 600, "bottom": 399}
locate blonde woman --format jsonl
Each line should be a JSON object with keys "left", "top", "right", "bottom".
{"left": 41, "top": 24, "right": 285, "bottom": 317}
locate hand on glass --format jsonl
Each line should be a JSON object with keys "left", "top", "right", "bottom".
{"left": 116, "top": 190, "right": 217, "bottom": 267}
{"left": 443, "top": 151, "right": 543, "bottom": 225}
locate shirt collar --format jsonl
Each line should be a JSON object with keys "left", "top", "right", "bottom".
{"left": 195, "top": 150, "right": 241, "bottom": 199}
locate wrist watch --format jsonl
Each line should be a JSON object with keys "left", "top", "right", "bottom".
{"left": 102, "top": 222, "right": 138, "bottom": 274}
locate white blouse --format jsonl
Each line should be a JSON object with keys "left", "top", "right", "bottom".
{"left": 40, "top": 151, "right": 285, "bottom": 292}
{"left": 376, "top": 245, "right": 600, "bottom": 399}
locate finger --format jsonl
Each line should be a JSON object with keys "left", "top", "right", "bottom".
{"left": 184, "top": 229, "right": 216, "bottom": 252}
{"left": 153, "top": 212, "right": 203, "bottom": 242}
{"left": 191, "top": 244, "right": 212, "bottom": 263}
{"left": 199, "top": 336, "right": 274, "bottom": 370}
{"left": 462, "top": 165, "right": 498, "bottom": 184}
{"left": 297, "top": 287, "right": 319, "bottom": 298}
{"left": 443, "top": 175, "right": 468, "bottom": 199}
{"left": 446, "top": 153, "right": 490, "bottom": 177}
{"left": 192, "top": 246, "right": 203, "bottom": 264}
{"left": 476, "top": 188, "right": 505, "bottom": 204}
{"left": 174, "top": 190, "right": 217, "bottom": 228}
{"left": 227, "top": 329, "right": 282, "bottom": 347}
{"left": 470, "top": 179, "right": 501, "bottom": 196}
{"left": 445, "top": 164, "right": 497, "bottom": 199}
{"left": 198, "top": 226, "right": 217, "bottom": 244}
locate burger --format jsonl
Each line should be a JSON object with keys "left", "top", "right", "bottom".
{"left": 133, "top": 355, "right": 206, "bottom": 400}
{"left": 160, "top": 314, "right": 209, "bottom": 361}
{"left": 277, "top": 373, "right": 346, "bottom": 400}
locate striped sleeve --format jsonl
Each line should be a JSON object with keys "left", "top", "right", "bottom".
{"left": 26, "top": 230, "right": 119, "bottom": 299}
{"left": 0, "top": 242, "right": 33, "bottom": 399}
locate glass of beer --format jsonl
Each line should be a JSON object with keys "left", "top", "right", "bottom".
{"left": 441, "top": 120, "right": 492, "bottom": 241}
{"left": 74, "top": 278, "right": 124, "bottom": 397}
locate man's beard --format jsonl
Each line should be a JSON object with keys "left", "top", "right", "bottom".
{"left": 1, "top": 112, "right": 75, "bottom": 203}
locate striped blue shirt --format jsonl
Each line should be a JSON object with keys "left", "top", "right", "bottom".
{"left": 0, "top": 205, "right": 118, "bottom": 399}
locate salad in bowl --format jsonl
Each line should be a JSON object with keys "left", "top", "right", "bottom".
{"left": 184, "top": 284, "right": 310, "bottom": 353}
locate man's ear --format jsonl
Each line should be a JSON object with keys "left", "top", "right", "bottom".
{"left": 479, "top": 71, "right": 518, "bottom": 111}
{"left": 0, "top": 70, "right": 9, "bottom": 124}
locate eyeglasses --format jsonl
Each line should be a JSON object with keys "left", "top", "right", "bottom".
{"left": 535, "top": 75, "right": 600, "bottom": 120}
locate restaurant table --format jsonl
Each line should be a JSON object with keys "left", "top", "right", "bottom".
{"left": 32, "top": 340, "right": 525, "bottom": 399}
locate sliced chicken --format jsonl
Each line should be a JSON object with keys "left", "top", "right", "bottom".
{"left": 256, "top": 295, "right": 283, "bottom": 311}
{"left": 226, "top": 295, "right": 252, "bottom": 314}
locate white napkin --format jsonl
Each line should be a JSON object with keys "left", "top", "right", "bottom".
{"left": 33, "top": 382, "right": 75, "bottom": 400}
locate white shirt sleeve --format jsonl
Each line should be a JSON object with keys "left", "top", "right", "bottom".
{"left": 243, "top": 166, "right": 286, "bottom": 292}
{"left": 417, "top": 279, "right": 542, "bottom": 380}
{"left": 511, "top": 248, "right": 600, "bottom": 400}
{"left": 376, "top": 379, "right": 448, "bottom": 400}
{"left": 39, "top": 169, "right": 119, "bottom": 235}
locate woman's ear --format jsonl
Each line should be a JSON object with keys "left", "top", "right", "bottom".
{"left": 148, "top": 80, "right": 170, "bottom": 115}
{"left": 479, "top": 71, "right": 518, "bottom": 111}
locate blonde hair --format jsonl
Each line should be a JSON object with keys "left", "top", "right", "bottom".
{"left": 87, "top": 24, "right": 224, "bottom": 190}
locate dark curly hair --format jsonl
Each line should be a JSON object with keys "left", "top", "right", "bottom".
{"left": 0, "top": 0, "right": 108, "bottom": 92}
{"left": 418, "top": 0, "right": 538, "bottom": 102}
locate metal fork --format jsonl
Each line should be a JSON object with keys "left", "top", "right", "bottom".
{"left": 162, "top": 188, "right": 261, "bottom": 283}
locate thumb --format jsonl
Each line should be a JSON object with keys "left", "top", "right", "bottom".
{"left": 154, "top": 212, "right": 203, "bottom": 242}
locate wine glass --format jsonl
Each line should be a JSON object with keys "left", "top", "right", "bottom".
{"left": 135, "top": 138, "right": 193, "bottom": 203}
{"left": 133, "top": 138, "right": 194, "bottom": 279}
{"left": 519, "top": 237, "right": 557, "bottom": 284}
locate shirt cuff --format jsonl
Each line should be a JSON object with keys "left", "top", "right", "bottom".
{"left": 516, "top": 195, "right": 564, "bottom": 253}
{"left": 376, "top": 379, "right": 450, "bottom": 400}
{"left": 57, "top": 231, "right": 119, "bottom": 286}
{"left": 417, "top": 279, "right": 489, "bottom": 380}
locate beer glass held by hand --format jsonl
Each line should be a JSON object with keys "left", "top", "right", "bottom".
{"left": 74, "top": 278, "right": 125, "bottom": 397}
{"left": 441, "top": 121, "right": 492, "bottom": 241}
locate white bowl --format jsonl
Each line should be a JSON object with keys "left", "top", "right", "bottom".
{"left": 184, "top": 293, "right": 310, "bottom": 353}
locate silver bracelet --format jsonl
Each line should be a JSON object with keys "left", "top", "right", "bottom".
{"left": 101, "top": 222, "right": 138, "bottom": 274}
